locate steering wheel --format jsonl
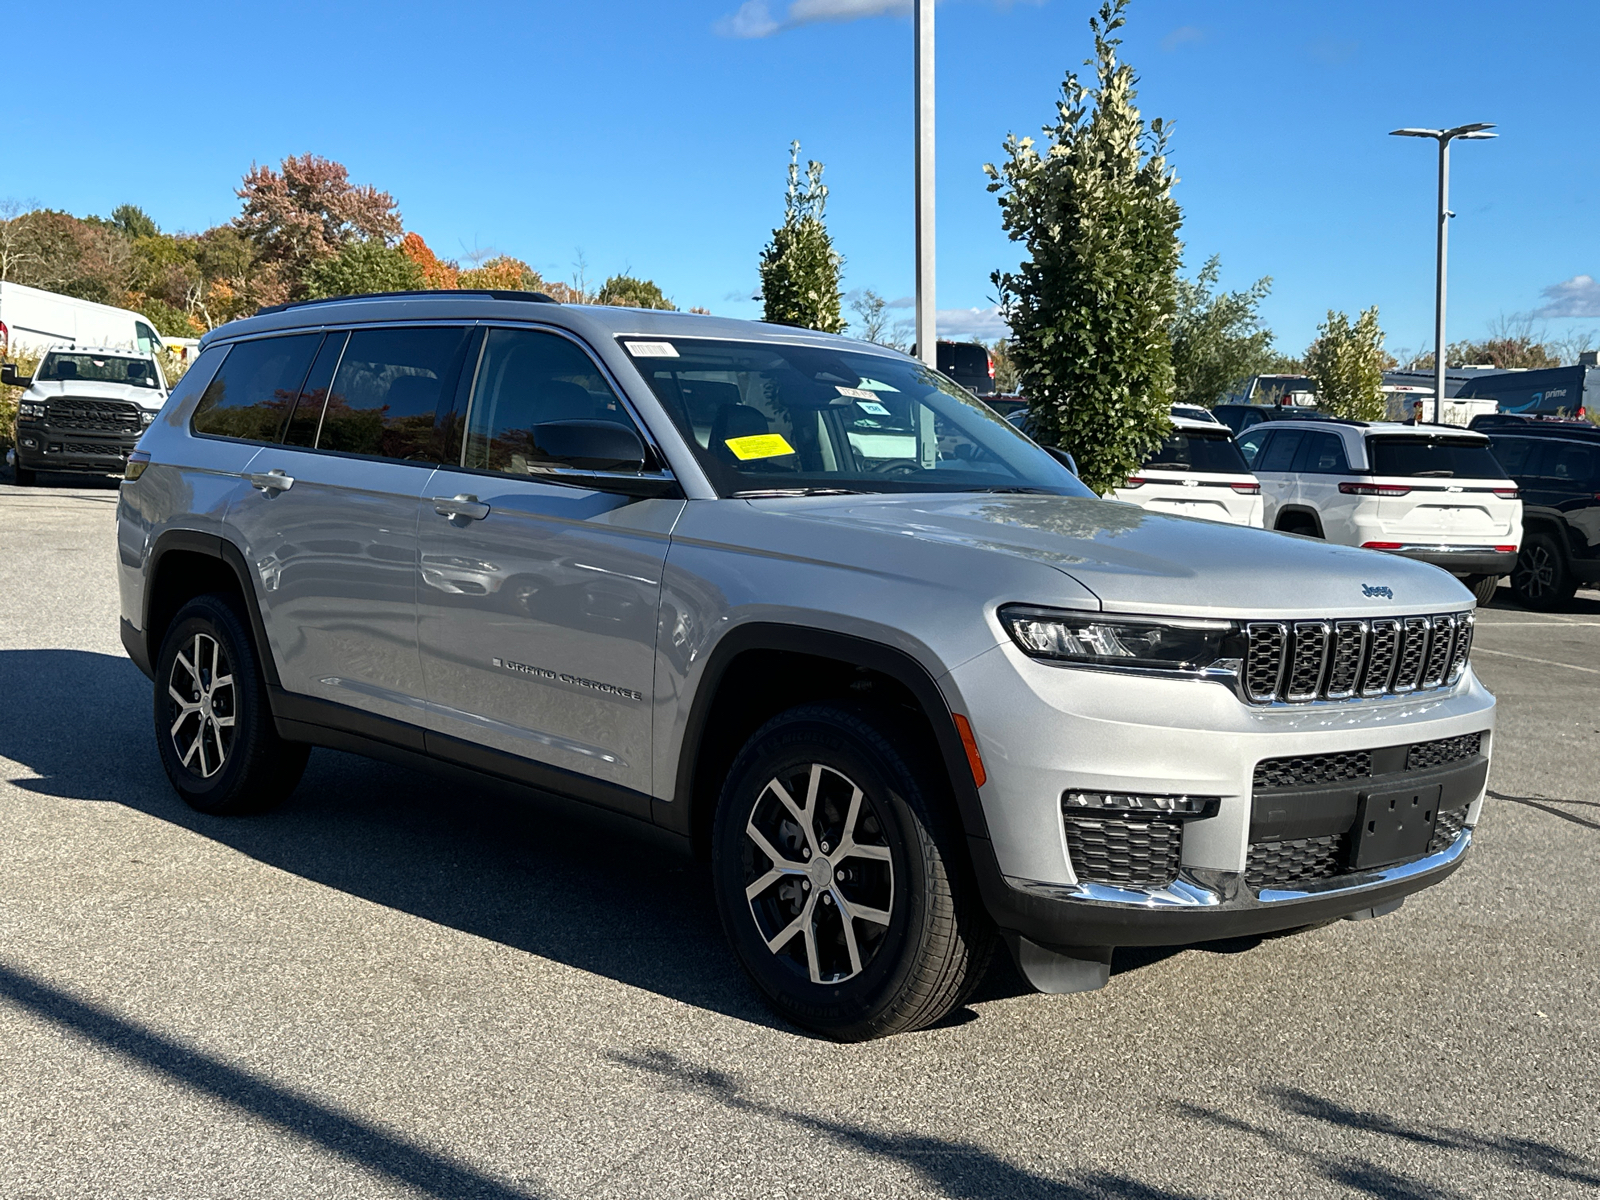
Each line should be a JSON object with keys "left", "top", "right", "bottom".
{"left": 868, "top": 460, "right": 924, "bottom": 476}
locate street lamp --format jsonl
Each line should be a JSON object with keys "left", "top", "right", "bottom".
{"left": 1389, "top": 123, "right": 1497, "bottom": 420}
{"left": 914, "top": 0, "right": 935, "bottom": 368}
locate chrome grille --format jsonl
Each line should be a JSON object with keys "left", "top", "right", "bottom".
{"left": 1244, "top": 611, "right": 1471, "bottom": 705}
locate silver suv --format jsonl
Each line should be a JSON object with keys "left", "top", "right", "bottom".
{"left": 117, "top": 293, "right": 1496, "bottom": 1039}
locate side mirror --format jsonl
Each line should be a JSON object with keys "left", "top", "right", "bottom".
{"left": 533, "top": 420, "right": 648, "bottom": 472}
{"left": 1046, "top": 446, "right": 1079, "bottom": 476}
{"left": 2, "top": 363, "right": 34, "bottom": 388}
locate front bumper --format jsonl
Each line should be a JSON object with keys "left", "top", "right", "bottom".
{"left": 1380, "top": 545, "right": 1518, "bottom": 577}
{"left": 14, "top": 423, "right": 139, "bottom": 474}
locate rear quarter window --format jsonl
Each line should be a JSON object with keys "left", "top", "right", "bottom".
{"left": 1367, "top": 436, "right": 1506, "bottom": 480}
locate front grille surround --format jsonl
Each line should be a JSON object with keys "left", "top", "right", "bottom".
{"left": 1244, "top": 610, "right": 1472, "bottom": 705}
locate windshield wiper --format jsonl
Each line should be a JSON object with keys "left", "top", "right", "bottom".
{"left": 730, "top": 487, "right": 868, "bottom": 498}
{"left": 973, "top": 485, "right": 1057, "bottom": 494}
{"left": 1410, "top": 470, "right": 1455, "bottom": 477}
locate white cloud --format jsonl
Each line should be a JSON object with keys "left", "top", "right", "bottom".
{"left": 1534, "top": 274, "right": 1600, "bottom": 319}
{"left": 715, "top": 0, "right": 911, "bottom": 39}
{"left": 933, "top": 305, "right": 1008, "bottom": 340}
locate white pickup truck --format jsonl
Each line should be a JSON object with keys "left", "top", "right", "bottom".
{"left": 5, "top": 346, "right": 168, "bottom": 485}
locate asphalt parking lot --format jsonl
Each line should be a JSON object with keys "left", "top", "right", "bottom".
{"left": 0, "top": 477, "right": 1595, "bottom": 1200}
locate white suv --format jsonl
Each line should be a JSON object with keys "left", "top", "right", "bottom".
{"left": 1237, "top": 420, "right": 1522, "bottom": 605}
{"left": 1112, "top": 417, "right": 1263, "bottom": 526}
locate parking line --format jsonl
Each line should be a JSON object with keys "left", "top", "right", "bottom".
{"left": 1477, "top": 621, "right": 1600, "bottom": 628}
{"left": 1471, "top": 646, "right": 1600, "bottom": 675}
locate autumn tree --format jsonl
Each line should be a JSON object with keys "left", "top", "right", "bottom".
{"left": 986, "top": 0, "right": 1182, "bottom": 494}
{"left": 596, "top": 274, "right": 675, "bottom": 309}
{"left": 458, "top": 255, "right": 545, "bottom": 292}
{"left": 759, "top": 141, "right": 845, "bottom": 333}
{"left": 235, "top": 154, "right": 402, "bottom": 297}
{"left": 399, "top": 233, "right": 459, "bottom": 289}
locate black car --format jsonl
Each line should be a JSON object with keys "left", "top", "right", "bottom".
{"left": 1483, "top": 422, "right": 1600, "bottom": 608}
{"left": 1213, "top": 403, "right": 1333, "bottom": 436}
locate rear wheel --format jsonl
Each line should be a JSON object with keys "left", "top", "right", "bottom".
{"left": 711, "top": 704, "right": 995, "bottom": 1041}
{"left": 154, "top": 594, "right": 308, "bottom": 814}
{"left": 1511, "top": 531, "right": 1577, "bottom": 610}
{"left": 1462, "top": 574, "right": 1500, "bottom": 608}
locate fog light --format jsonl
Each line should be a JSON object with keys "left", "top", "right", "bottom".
{"left": 1063, "top": 790, "right": 1219, "bottom": 819}
{"left": 21, "top": 437, "right": 38, "bottom": 449}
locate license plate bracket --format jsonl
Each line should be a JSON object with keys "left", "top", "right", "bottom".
{"left": 1351, "top": 782, "right": 1441, "bottom": 869}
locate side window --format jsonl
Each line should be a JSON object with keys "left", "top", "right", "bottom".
{"left": 1236, "top": 428, "right": 1270, "bottom": 467}
{"left": 1298, "top": 431, "right": 1350, "bottom": 474}
{"left": 282, "top": 333, "right": 346, "bottom": 448}
{"left": 317, "top": 327, "right": 470, "bottom": 461}
{"left": 135, "top": 321, "right": 161, "bottom": 356}
{"left": 1550, "top": 442, "right": 1599, "bottom": 486}
{"left": 190, "top": 334, "right": 321, "bottom": 443}
{"left": 1488, "top": 436, "right": 1534, "bottom": 476}
{"left": 1258, "top": 429, "right": 1304, "bottom": 472}
{"left": 463, "top": 329, "right": 639, "bottom": 474}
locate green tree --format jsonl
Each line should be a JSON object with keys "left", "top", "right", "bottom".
{"left": 302, "top": 238, "right": 423, "bottom": 300}
{"left": 985, "top": 0, "right": 1182, "bottom": 494}
{"left": 1305, "top": 308, "right": 1387, "bottom": 421}
{"left": 110, "top": 205, "right": 159, "bottom": 240}
{"left": 1170, "top": 255, "right": 1275, "bottom": 406}
{"left": 759, "top": 141, "right": 845, "bottom": 333}
{"left": 596, "top": 274, "right": 676, "bottom": 309}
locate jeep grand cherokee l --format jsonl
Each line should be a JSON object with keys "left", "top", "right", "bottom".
{"left": 117, "top": 293, "right": 1496, "bottom": 1040}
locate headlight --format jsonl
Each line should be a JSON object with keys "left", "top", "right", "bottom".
{"left": 999, "top": 604, "right": 1244, "bottom": 677}
{"left": 140, "top": 410, "right": 156, "bottom": 426}
{"left": 18, "top": 401, "right": 45, "bottom": 420}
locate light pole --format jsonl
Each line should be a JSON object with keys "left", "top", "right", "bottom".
{"left": 914, "top": 0, "right": 935, "bottom": 368}
{"left": 1389, "top": 123, "right": 1497, "bottom": 419}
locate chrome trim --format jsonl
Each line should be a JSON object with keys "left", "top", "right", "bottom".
{"left": 1007, "top": 872, "right": 1224, "bottom": 909}
{"left": 1257, "top": 827, "right": 1471, "bottom": 902}
{"left": 1379, "top": 543, "right": 1517, "bottom": 554}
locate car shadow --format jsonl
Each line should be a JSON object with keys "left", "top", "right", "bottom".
{"left": 0, "top": 647, "right": 778, "bottom": 1031}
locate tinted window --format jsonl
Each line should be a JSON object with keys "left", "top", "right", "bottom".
{"left": 1258, "top": 429, "right": 1304, "bottom": 472}
{"left": 1549, "top": 442, "right": 1600, "bottom": 486}
{"left": 1143, "top": 430, "right": 1249, "bottom": 474}
{"left": 1235, "top": 427, "right": 1270, "bottom": 465}
{"left": 1298, "top": 431, "right": 1350, "bottom": 474}
{"left": 282, "top": 333, "right": 345, "bottom": 448}
{"left": 317, "top": 327, "right": 468, "bottom": 460}
{"left": 1368, "top": 436, "right": 1505, "bottom": 480}
{"left": 1487, "top": 436, "right": 1536, "bottom": 476}
{"left": 191, "top": 335, "right": 320, "bottom": 442}
{"left": 463, "top": 329, "right": 638, "bottom": 474}
{"left": 626, "top": 337, "right": 1091, "bottom": 497}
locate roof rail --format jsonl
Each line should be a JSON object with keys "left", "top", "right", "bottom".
{"left": 254, "top": 289, "right": 558, "bottom": 317}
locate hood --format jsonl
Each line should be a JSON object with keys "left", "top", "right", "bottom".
{"left": 26, "top": 379, "right": 165, "bottom": 407}
{"left": 759, "top": 493, "right": 1472, "bottom": 619}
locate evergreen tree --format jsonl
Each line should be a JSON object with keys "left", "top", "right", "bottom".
{"left": 759, "top": 141, "right": 845, "bottom": 333}
{"left": 597, "top": 274, "right": 676, "bottom": 309}
{"left": 985, "top": 0, "right": 1182, "bottom": 494}
{"left": 302, "top": 238, "right": 423, "bottom": 300}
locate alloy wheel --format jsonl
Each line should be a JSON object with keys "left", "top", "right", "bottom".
{"left": 742, "top": 762, "right": 895, "bottom": 985}
{"left": 1513, "top": 544, "right": 1553, "bottom": 600}
{"left": 166, "top": 633, "right": 236, "bottom": 778}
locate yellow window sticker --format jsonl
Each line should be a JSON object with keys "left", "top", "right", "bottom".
{"left": 725, "top": 433, "right": 796, "bottom": 461}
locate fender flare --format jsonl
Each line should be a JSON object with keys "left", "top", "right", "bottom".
{"left": 134, "top": 529, "right": 279, "bottom": 688}
{"left": 664, "top": 622, "right": 991, "bottom": 844}
{"left": 1274, "top": 505, "right": 1325, "bottom": 538}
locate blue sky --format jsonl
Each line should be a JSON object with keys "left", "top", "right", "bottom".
{"left": 7, "top": 0, "right": 1598, "bottom": 355}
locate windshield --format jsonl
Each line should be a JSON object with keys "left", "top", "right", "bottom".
{"left": 1368, "top": 436, "right": 1506, "bottom": 479}
{"left": 37, "top": 352, "right": 161, "bottom": 389}
{"left": 623, "top": 337, "right": 1092, "bottom": 497}
{"left": 1143, "top": 430, "right": 1250, "bottom": 474}
{"left": 1254, "top": 376, "right": 1315, "bottom": 401}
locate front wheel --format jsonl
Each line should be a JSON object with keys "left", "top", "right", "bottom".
{"left": 711, "top": 704, "right": 995, "bottom": 1041}
{"left": 12, "top": 464, "right": 36, "bottom": 487}
{"left": 154, "top": 593, "right": 308, "bottom": 814}
{"left": 1511, "top": 532, "right": 1577, "bottom": 610}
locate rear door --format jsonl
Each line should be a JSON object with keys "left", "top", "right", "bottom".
{"left": 415, "top": 326, "right": 684, "bottom": 809}
{"left": 1239, "top": 427, "right": 1303, "bottom": 529}
{"left": 1291, "top": 429, "right": 1359, "bottom": 543}
{"left": 224, "top": 325, "right": 473, "bottom": 728}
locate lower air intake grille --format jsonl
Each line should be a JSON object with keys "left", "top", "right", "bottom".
{"left": 1064, "top": 815, "right": 1182, "bottom": 888}
{"left": 1429, "top": 806, "right": 1470, "bottom": 854}
{"left": 1254, "top": 750, "right": 1373, "bottom": 790}
{"left": 1245, "top": 834, "right": 1348, "bottom": 890}
{"left": 1407, "top": 732, "right": 1483, "bottom": 771}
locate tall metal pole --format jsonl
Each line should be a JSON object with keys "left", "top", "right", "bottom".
{"left": 914, "top": 0, "right": 935, "bottom": 368}
{"left": 1434, "top": 136, "right": 1450, "bottom": 422}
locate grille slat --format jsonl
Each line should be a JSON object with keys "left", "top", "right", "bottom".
{"left": 1447, "top": 615, "right": 1475, "bottom": 684}
{"left": 1361, "top": 619, "right": 1401, "bottom": 696}
{"left": 1394, "top": 617, "right": 1430, "bottom": 693}
{"left": 1325, "top": 621, "right": 1366, "bottom": 699}
{"left": 1286, "top": 622, "right": 1331, "bottom": 701}
{"left": 1422, "top": 615, "right": 1456, "bottom": 688}
{"left": 1063, "top": 815, "right": 1182, "bottom": 888}
{"left": 1245, "top": 623, "right": 1288, "bottom": 703}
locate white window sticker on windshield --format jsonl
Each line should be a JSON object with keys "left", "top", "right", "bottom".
{"left": 856, "top": 400, "right": 891, "bottom": 416}
{"left": 625, "top": 341, "right": 679, "bottom": 358}
{"left": 835, "top": 385, "right": 876, "bottom": 400}
{"left": 855, "top": 378, "right": 900, "bottom": 392}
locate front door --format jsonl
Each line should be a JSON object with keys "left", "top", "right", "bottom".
{"left": 415, "top": 327, "right": 684, "bottom": 807}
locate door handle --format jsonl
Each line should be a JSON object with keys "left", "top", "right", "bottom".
{"left": 245, "top": 469, "right": 295, "bottom": 493}
{"left": 432, "top": 493, "right": 491, "bottom": 521}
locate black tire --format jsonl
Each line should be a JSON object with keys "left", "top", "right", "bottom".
{"left": 1275, "top": 512, "right": 1322, "bottom": 538}
{"left": 711, "top": 703, "right": 996, "bottom": 1041}
{"left": 1462, "top": 573, "right": 1500, "bottom": 608}
{"left": 13, "top": 464, "right": 36, "bottom": 487}
{"left": 153, "top": 593, "right": 308, "bottom": 815}
{"left": 1510, "top": 531, "right": 1577, "bottom": 611}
